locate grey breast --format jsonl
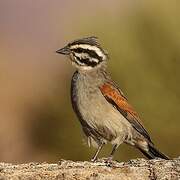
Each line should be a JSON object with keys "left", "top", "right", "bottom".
{"left": 71, "top": 71, "right": 132, "bottom": 145}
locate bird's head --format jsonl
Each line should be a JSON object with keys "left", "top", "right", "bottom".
{"left": 56, "top": 37, "right": 108, "bottom": 71}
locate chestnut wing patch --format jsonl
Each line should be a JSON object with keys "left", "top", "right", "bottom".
{"left": 99, "top": 83, "right": 152, "bottom": 142}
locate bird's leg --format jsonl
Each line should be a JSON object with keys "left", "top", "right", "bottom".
{"left": 91, "top": 142, "right": 104, "bottom": 162}
{"left": 108, "top": 144, "right": 118, "bottom": 161}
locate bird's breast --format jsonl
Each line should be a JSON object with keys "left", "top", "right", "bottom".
{"left": 71, "top": 72, "right": 132, "bottom": 143}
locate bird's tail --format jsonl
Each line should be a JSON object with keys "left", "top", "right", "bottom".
{"left": 137, "top": 142, "right": 170, "bottom": 160}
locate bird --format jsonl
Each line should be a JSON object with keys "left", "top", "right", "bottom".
{"left": 56, "top": 36, "right": 169, "bottom": 162}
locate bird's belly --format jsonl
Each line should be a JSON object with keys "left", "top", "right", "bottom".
{"left": 76, "top": 90, "right": 132, "bottom": 144}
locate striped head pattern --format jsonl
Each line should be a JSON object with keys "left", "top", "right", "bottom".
{"left": 56, "top": 37, "right": 108, "bottom": 70}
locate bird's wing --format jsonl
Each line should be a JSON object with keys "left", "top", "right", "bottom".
{"left": 99, "top": 82, "right": 152, "bottom": 142}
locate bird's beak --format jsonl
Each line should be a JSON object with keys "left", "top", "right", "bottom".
{"left": 56, "top": 46, "right": 70, "bottom": 55}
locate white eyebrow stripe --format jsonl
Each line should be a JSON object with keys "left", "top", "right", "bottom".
{"left": 70, "top": 44, "right": 106, "bottom": 60}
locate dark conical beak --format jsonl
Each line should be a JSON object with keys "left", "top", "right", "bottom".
{"left": 56, "top": 46, "right": 70, "bottom": 55}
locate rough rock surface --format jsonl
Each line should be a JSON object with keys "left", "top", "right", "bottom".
{"left": 0, "top": 158, "right": 179, "bottom": 180}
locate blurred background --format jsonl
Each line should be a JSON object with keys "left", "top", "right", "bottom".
{"left": 0, "top": 0, "right": 179, "bottom": 163}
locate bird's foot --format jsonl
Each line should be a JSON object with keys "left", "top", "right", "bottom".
{"left": 91, "top": 157, "right": 97, "bottom": 162}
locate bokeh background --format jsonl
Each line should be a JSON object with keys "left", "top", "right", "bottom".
{"left": 0, "top": 0, "right": 179, "bottom": 163}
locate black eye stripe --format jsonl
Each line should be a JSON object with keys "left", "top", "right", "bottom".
{"left": 72, "top": 48, "right": 102, "bottom": 62}
{"left": 75, "top": 55, "right": 98, "bottom": 67}
{"left": 81, "top": 58, "right": 98, "bottom": 67}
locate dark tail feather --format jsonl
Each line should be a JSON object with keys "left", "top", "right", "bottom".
{"left": 138, "top": 143, "right": 170, "bottom": 160}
